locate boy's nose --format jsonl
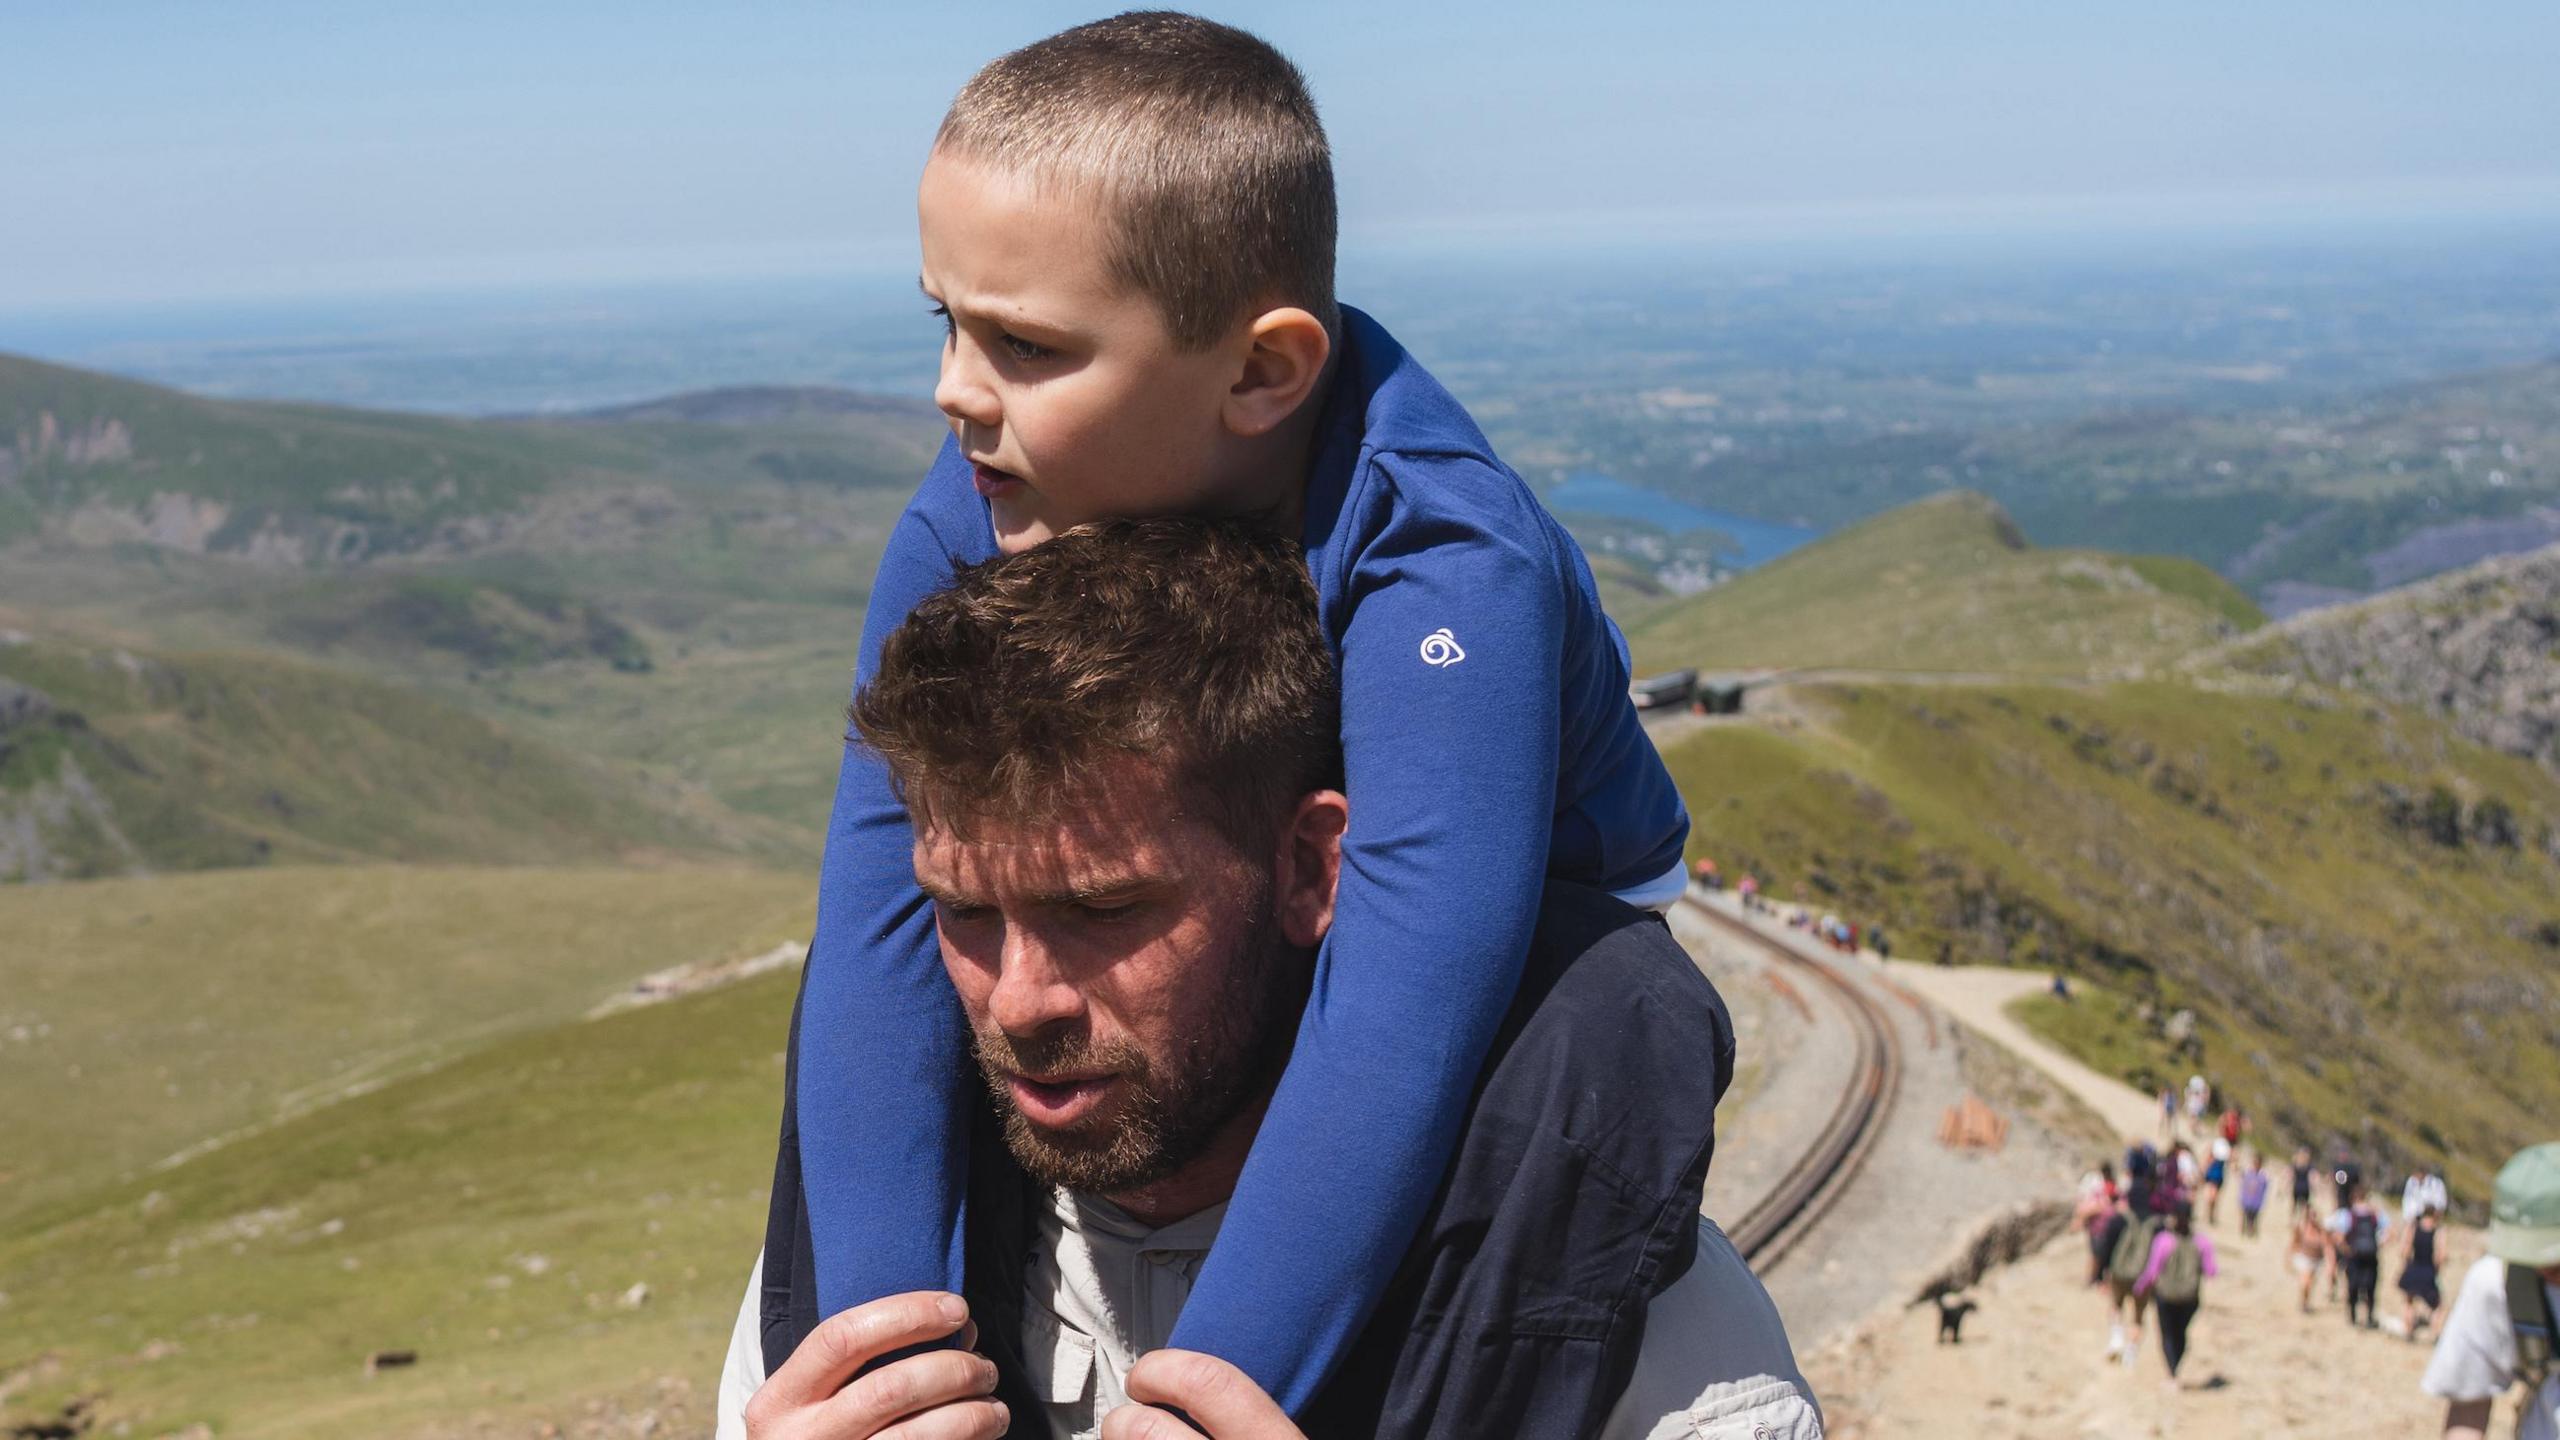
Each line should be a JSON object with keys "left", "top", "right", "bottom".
{"left": 934, "top": 348, "right": 1003, "bottom": 433}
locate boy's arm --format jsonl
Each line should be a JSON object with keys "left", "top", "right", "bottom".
{"left": 790, "top": 460, "right": 982, "bottom": 1316}
{"left": 1167, "top": 472, "right": 1568, "bottom": 1410}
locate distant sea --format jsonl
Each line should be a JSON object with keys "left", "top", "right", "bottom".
{"left": 1544, "top": 474, "right": 1819, "bottom": 569}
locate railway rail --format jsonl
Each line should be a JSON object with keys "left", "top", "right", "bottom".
{"left": 1686, "top": 894, "right": 1906, "bottom": 1269}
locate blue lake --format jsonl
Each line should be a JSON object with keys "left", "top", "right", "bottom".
{"left": 1544, "top": 474, "right": 1820, "bottom": 569}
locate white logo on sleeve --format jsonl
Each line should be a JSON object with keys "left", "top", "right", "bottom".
{"left": 1419, "top": 628, "right": 1466, "bottom": 667}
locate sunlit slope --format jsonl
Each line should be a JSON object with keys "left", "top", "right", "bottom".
{"left": 1626, "top": 491, "right": 2264, "bottom": 676}
{"left": 0, "top": 957, "right": 799, "bottom": 1440}
{"left": 0, "top": 633, "right": 776, "bottom": 880}
{"left": 1664, "top": 681, "right": 2560, "bottom": 1201}
{"left": 0, "top": 864, "right": 810, "bottom": 1229}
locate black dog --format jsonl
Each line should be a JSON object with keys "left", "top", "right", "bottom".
{"left": 1934, "top": 1293, "right": 1979, "bottom": 1344}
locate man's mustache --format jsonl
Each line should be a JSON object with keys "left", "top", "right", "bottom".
{"left": 971, "top": 1023, "right": 1148, "bottom": 1088}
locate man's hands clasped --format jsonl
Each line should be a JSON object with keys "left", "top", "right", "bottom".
{"left": 748, "top": 1299, "right": 1305, "bottom": 1440}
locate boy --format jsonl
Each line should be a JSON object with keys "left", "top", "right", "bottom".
{"left": 778, "top": 10, "right": 1694, "bottom": 1419}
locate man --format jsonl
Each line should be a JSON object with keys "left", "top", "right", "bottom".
{"left": 2424, "top": 1142, "right": 2560, "bottom": 1440}
{"left": 719, "top": 518, "right": 1820, "bottom": 1438}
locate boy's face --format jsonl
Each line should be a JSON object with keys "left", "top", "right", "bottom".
{"left": 919, "top": 152, "right": 1245, "bottom": 554}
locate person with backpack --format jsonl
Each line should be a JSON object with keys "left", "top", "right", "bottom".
{"left": 2331, "top": 1179, "right": 2395, "bottom": 1328}
{"left": 2106, "top": 1191, "right": 2167, "bottom": 1368}
{"left": 2421, "top": 1141, "right": 2560, "bottom": 1440}
{"left": 2134, "top": 1200, "right": 2219, "bottom": 1390}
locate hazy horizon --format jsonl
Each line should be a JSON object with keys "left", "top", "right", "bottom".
{"left": 8, "top": 1, "right": 2557, "bottom": 310}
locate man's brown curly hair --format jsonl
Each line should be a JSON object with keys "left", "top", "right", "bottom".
{"left": 851, "top": 516, "right": 1341, "bottom": 851}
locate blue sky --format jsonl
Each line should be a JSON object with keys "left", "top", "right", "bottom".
{"left": 7, "top": 1, "right": 2557, "bottom": 307}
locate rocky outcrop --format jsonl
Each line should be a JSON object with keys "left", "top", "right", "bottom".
{"left": 2219, "top": 541, "right": 2560, "bottom": 772}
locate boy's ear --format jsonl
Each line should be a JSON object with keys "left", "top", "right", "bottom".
{"left": 1223, "top": 306, "right": 1331, "bottom": 439}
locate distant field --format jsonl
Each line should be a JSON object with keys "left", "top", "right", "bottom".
{"left": 1627, "top": 491, "right": 2264, "bottom": 678}
{"left": 1662, "top": 679, "right": 2560, "bottom": 1204}
{"left": 0, "top": 864, "right": 810, "bottom": 1229}
{"left": 0, "top": 961, "right": 802, "bottom": 1440}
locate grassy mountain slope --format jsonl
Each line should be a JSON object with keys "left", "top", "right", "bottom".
{"left": 0, "top": 864, "right": 809, "bottom": 1232}
{"left": 1626, "top": 491, "right": 2264, "bottom": 676}
{"left": 0, "top": 954, "right": 800, "bottom": 1440}
{"left": 1665, "top": 681, "right": 2560, "bottom": 1201}
{"left": 0, "top": 632, "right": 768, "bottom": 880}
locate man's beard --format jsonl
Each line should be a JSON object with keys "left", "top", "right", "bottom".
{"left": 971, "top": 892, "right": 1307, "bottom": 1195}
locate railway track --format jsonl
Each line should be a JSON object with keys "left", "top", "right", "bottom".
{"left": 1685, "top": 894, "right": 1906, "bottom": 1269}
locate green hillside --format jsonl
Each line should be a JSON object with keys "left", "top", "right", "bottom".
{"left": 1625, "top": 491, "right": 2264, "bottom": 677}
{"left": 0, "top": 864, "right": 810, "bottom": 1230}
{"left": 0, "top": 632, "right": 768, "bottom": 880}
{"left": 0, "top": 942, "right": 801, "bottom": 1440}
{"left": 1665, "top": 680, "right": 2560, "bottom": 1202}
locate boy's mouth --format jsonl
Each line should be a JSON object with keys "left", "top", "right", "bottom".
{"left": 970, "top": 461, "right": 1025, "bottom": 498}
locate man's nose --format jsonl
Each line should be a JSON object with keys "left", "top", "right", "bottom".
{"left": 933, "top": 340, "right": 1002, "bottom": 435}
{"left": 986, "top": 929, "right": 1082, "bottom": 1036}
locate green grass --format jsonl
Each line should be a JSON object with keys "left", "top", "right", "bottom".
{"left": 2007, "top": 983, "right": 2188, "bottom": 1103}
{"left": 0, "top": 961, "right": 802, "bottom": 1440}
{"left": 1663, "top": 679, "right": 2560, "bottom": 1202}
{"left": 0, "top": 864, "right": 811, "bottom": 1230}
{"left": 0, "top": 633, "right": 774, "bottom": 879}
{"left": 1627, "top": 491, "right": 2263, "bottom": 677}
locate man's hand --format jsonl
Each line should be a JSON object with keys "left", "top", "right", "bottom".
{"left": 1099, "top": 1350, "right": 1305, "bottom": 1440}
{"left": 743, "top": 1291, "right": 1008, "bottom": 1440}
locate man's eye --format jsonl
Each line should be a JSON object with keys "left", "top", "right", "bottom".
{"left": 1000, "top": 332, "right": 1053, "bottom": 363}
{"left": 1073, "top": 900, "right": 1138, "bottom": 922}
{"left": 937, "top": 900, "right": 994, "bottom": 924}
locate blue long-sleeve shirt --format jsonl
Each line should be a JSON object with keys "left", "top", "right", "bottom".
{"left": 793, "top": 305, "right": 1691, "bottom": 1411}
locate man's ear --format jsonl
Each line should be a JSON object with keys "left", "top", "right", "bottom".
{"left": 1223, "top": 307, "right": 1331, "bottom": 439}
{"left": 1273, "top": 789, "right": 1346, "bottom": 948}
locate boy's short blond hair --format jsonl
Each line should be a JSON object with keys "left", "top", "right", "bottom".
{"left": 936, "top": 11, "right": 1337, "bottom": 349}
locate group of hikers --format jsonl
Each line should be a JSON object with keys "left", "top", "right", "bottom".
{"left": 1690, "top": 858, "right": 1889, "bottom": 959}
{"left": 2075, "top": 1106, "right": 2560, "bottom": 1440}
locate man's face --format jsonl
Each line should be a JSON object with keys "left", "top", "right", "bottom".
{"left": 917, "top": 152, "right": 1246, "bottom": 554}
{"left": 916, "top": 771, "right": 1307, "bottom": 1197}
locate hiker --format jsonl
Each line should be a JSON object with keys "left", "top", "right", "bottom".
{"left": 2331, "top": 1179, "right": 2394, "bottom": 1328}
{"left": 2203, "top": 1136, "right": 2232, "bottom": 1228}
{"left": 2400, "top": 1205, "right": 2450, "bottom": 1342}
{"left": 2078, "top": 1161, "right": 2123, "bottom": 1283}
{"left": 726, "top": 520, "right": 1819, "bottom": 1439}
{"left": 2421, "top": 1141, "right": 2560, "bottom": 1440}
{"left": 2133, "top": 1200, "right": 2218, "bottom": 1390}
{"left": 2405, "top": 1165, "right": 2451, "bottom": 1225}
{"left": 2291, "top": 1145, "right": 2318, "bottom": 1222}
{"left": 2104, "top": 1189, "right": 2162, "bottom": 1369}
{"left": 2125, "top": 1142, "right": 2160, "bottom": 1220}
{"left": 2159, "top": 1089, "right": 2180, "bottom": 1146}
{"left": 2291, "top": 1206, "right": 2332, "bottom": 1313}
{"left": 2183, "top": 1074, "right": 2210, "bottom": 1138}
{"left": 1871, "top": 928, "right": 1891, "bottom": 962}
{"left": 2237, "top": 1153, "right": 2272, "bottom": 1239}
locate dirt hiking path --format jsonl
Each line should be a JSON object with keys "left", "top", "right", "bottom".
{"left": 1801, "top": 959, "right": 2463, "bottom": 1437}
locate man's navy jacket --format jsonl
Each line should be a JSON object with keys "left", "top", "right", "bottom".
{"left": 759, "top": 882, "right": 1734, "bottom": 1439}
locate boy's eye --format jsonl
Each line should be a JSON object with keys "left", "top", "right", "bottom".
{"left": 927, "top": 302, "right": 955, "bottom": 342}
{"left": 999, "top": 332, "right": 1054, "bottom": 364}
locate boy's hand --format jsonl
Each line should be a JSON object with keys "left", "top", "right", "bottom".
{"left": 1101, "top": 1351, "right": 1304, "bottom": 1440}
{"left": 743, "top": 1291, "right": 1008, "bottom": 1440}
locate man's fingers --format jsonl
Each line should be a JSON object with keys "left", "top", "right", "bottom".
{"left": 819, "top": 1348, "right": 1002, "bottom": 1437}
{"left": 761, "top": 1291, "right": 971, "bottom": 1409}
{"left": 1099, "top": 1404, "right": 1205, "bottom": 1440}
{"left": 1120, "top": 1350, "right": 1302, "bottom": 1440}
{"left": 872, "top": 1397, "right": 1012, "bottom": 1440}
